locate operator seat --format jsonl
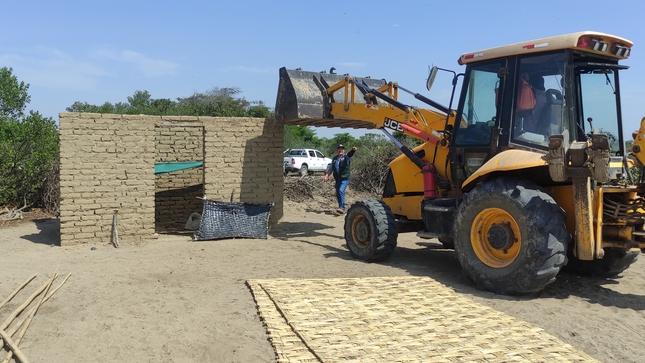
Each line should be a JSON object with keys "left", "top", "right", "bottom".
{"left": 538, "top": 89, "right": 563, "bottom": 136}
{"left": 528, "top": 74, "right": 547, "bottom": 134}
{"left": 514, "top": 74, "right": 537, "bottom": 135}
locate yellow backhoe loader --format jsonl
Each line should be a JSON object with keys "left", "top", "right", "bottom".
{"left": 275, "top": 31, "right": 645, "bottom": 295}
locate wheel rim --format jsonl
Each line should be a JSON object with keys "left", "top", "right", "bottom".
{"left": 470, "top": 208, "right": 521, "bottom": 268}
{"left": 351, "top": 215, "right": 371, "bottom": 249}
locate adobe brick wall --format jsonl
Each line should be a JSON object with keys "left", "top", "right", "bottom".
{"left": 202, "top": 118, "right": 284, "bottom": 221}
{"left": 59, "top": 113, "right": 284, "bottom": 246}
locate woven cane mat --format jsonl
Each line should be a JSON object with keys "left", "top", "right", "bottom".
{"left": 247, "top": 276, "right": 598, "bottom": 363}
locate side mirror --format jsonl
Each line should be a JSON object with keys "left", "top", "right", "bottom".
{"left": 426, "top": 66, "right": 439, "bottom": 91}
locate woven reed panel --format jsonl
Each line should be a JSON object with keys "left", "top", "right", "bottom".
{"left": 248, "top": 276, "right": 598, "bottom": 363}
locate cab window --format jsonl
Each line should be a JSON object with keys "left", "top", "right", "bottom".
{"left": 578, "top": 68, "right": 621, "bottom": 154}
{"left": 454, "top": 61, "right": 503, "bottom": 146}
{"left": 511, "top": 53, "right": 568, "bottom": 147}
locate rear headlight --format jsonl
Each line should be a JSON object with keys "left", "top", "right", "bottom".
{"left": 612, "top": 44, "right": 631, "bottom": 57}
{"left": 589, "top": 38, "right": 608, "bottom": 52}
{"left": 577, "top": 36, "right": 608, "bottom": 52}
{"left": 291, "top": 158, "right": 295, "bottom": 165}
{"left": 578, "top": 35, "right": 631, "bottom": 58}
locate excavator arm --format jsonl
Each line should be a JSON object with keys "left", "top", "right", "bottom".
{"left": 275, "top": 67, "right": 451, "bottom": 145}
{"left": 275, "top": 67, "right": 454, "bottom": 176}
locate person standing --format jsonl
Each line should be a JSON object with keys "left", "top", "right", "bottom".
{"left": 323, "top": 144, "right": 357, "bottom": 214}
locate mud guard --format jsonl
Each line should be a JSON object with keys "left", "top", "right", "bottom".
{"left": 461, "top": 150, "right": 547, "bottom": 191}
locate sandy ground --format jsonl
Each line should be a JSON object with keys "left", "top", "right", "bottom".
{"left": 1, "top": 194, "right": 645, "bottom": 363}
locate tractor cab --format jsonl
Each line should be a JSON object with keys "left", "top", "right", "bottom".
{"left": 448, "top": 32, "right": 631, "bottom": 189}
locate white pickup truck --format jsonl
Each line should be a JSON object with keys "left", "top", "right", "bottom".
{"left": 283, "top": 148, "right": 332, "bottom": 176}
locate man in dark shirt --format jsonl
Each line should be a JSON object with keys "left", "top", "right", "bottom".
{"left": 323, "top": 144, "right": 357, "bottom": 214}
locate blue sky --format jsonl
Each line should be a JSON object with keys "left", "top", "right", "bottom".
{"left": 2, "top": 0, "right": 644, "bottom": 139}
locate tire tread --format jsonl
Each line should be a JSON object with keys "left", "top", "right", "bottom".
{"left": 344, "top": 199, "right": 398, "bottom": 262}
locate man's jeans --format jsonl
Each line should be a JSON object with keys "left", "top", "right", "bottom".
{"left": 335, "top": 179, "right": 350, "bottom": 211}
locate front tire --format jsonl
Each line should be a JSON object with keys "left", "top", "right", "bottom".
{"left": 564, "top": 248, "right": 639, "bottom": 277}
{"left": 454, "top": 178, "right": 569, "bottom": 295}
{"left": 344, "top": 200, "right": 398, "bottom": 262}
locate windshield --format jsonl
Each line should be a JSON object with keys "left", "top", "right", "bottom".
{"left": 453, "top": 61, "right": 503, "bottom": 145}
{"left": 578, "top": 69, "right": 622, "bottom": 155}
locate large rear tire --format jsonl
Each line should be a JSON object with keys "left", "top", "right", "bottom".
{"left": 564, "top": 248, "right": 639, "bottom": 278}
{"left": 344, "top": 200, "right": 398, "bottom": 262}
{"left": 454, "top": 178, "right": 569, "bottom": 295}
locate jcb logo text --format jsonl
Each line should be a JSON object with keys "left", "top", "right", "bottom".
{"left": 384, "top": 118, "right": 404, "bottom": 132}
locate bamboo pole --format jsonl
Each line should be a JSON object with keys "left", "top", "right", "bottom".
{"left": 0, "top": 329, "right": 29, "bottom": 363}
{"left": 1, "top": 273, "right": 57, "bottom": 363}
{"left": 0, "top": 274, "right": 71, "bottom": 351}
{"left": 0, "top": 274, "right": 56, "bottom": 330}
{"left": 0, "top": 274, "right": 37, "bottom": 310}
{"left": 0, "top": 271, "right": 71, "bottom": 362}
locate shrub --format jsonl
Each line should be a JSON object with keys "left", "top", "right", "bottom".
{"left": 0, "top": 112, "right": 59, "bottom": 207}
{"left": 349, "top": 132, "right": 421, "bottom": 196}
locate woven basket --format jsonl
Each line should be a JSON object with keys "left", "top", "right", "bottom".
{"left": 195, "top": 200, "right": 273, "bottom": 240}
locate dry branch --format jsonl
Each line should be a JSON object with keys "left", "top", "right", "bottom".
{"left": 0, "top": 198, "right": 32, "bottom": 222}
{"left": 41, "top": 162, "right": 60, "bottom": 216}
{"left": 283, "top": 176, "right": 321, "bottom": 202}
{"left": 111, "top": 210, "right": 120, "bottom": 248}
{"left": 0, "top": 207, "right": 26, "bottom": 222}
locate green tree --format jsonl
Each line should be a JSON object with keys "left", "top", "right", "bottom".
{"left": 0, "top": 67, "right": 30, "bottom": 119}
{"left": 248, "top": 101, "right": 274, "bottom": 118}
{"left": 66, "top": 101, "right": 99, "bottom": 113}
{"left": 177, "top": 87, "right": 248, "bottom": 116}
{"left": 127, "top": 90, "right": 152, "bottom": 109}
{"left": 0, "top": 67, "right": 59, "bottom": 207}
{"left": 284, "top": 125, "right": 322, "bottom": 149}
{"left": 150, "top": 98, "right": 174, "bottom": 115}
{"left": 324, "top": 132, "right": 358, "bottom": 155}
{"left": 67, "top": 87, "right": 273, "bottom": 118}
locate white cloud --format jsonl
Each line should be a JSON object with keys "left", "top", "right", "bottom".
{"left": 91, "top": 48, "right": 181, "bottom": 77}
{"left": 0, "top": 46, "right": 182, "bottom": 93}
{"left": 0, "top": 48, "right": 108, "bottom": 90}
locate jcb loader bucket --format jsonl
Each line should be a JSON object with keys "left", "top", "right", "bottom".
{"left": 275, "top": 67, "right": 388, "bottom": 127}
